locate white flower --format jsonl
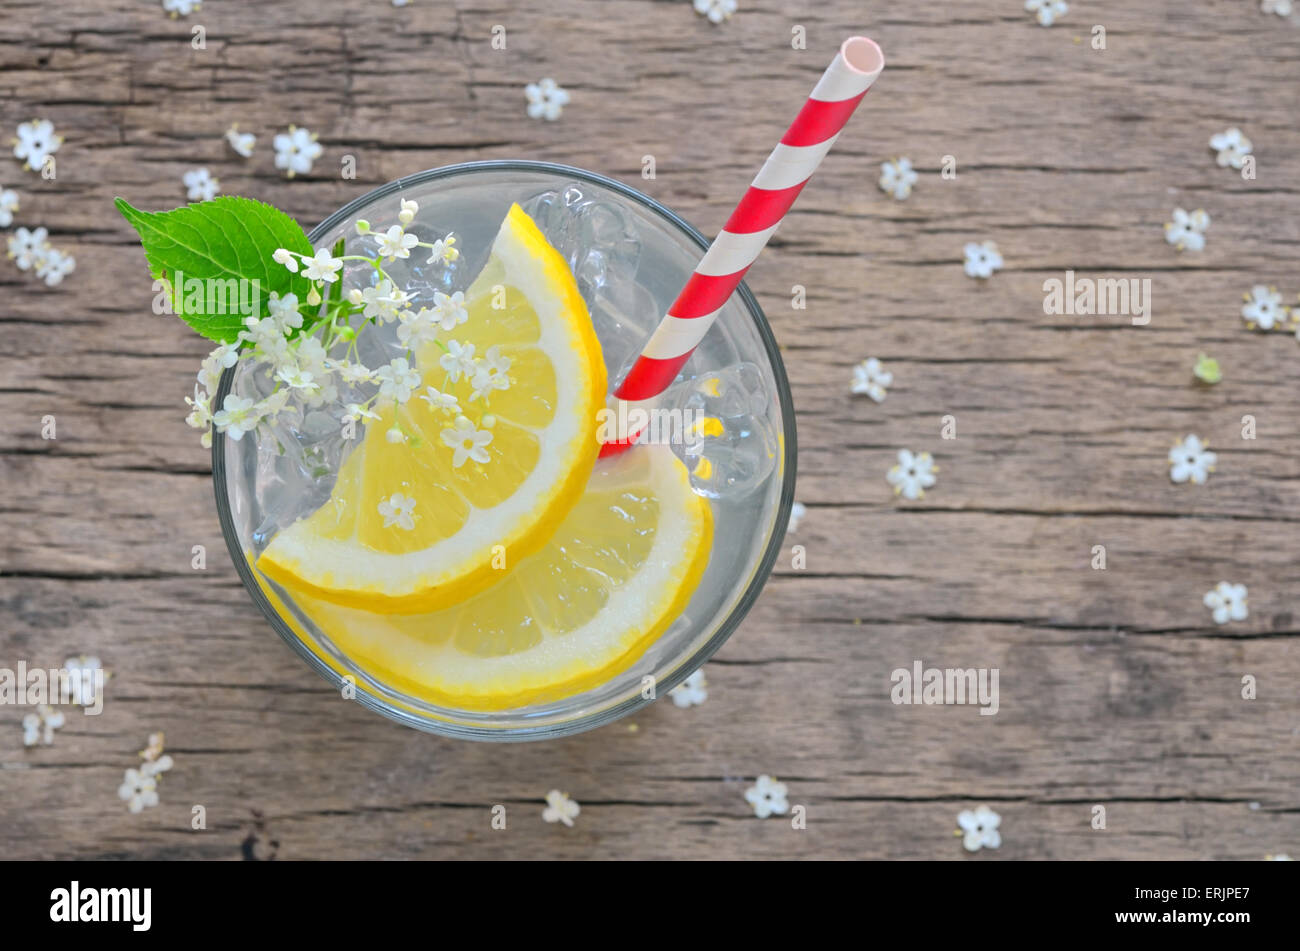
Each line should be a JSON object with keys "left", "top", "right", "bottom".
{"left": 525, "top": 78, "right": 571, "bottom": 121}
{"left": 787, "top": 501, "right": 806, "bottom": 533}
{"left": 35, "top": 247, "right": 75, "bottom": 286}
{"left": 693, "top": 0, "right": 737, "bottom": 24}
{"left": 22, "top": 704, "right": 64, "bottom": 747}
{"left": 163, "top": 0, "right": 200, "bottom": 16}
{"left": 851, "top": 357, "right": 892, "bottom": 402}
{"left": 141, "top": 754, "right": 174, "bottom": 778}
{"left": 963, "top": 241, "right": 1003, "bottom": 279}
{"left": 61, "top": 655, "right": 105, "bottom": 706}
{"left": 426, "top": 234, "right": 459, "bottom": 264}
{"left": 272, "top": 247, "right": 300, "bottom": 273}
{"left": 182, "top": 167, "right": 219, "bottom": 202}
{"left": 259, "top": 388, "right": 292, "bottom": 418}
{"left": 542, "top": 790, "right": 580, "bottom": 827}
{"left": 431, "top": 290, "right": 469, "bottom": 331}
{"left": 878, "top": 158, "right": 917, "bottom": 200}
{"left": 669, "top": 669, "right": 708, "bottom": 708}
{"left": 212, "top": 393, "right": 260, "bottom": 441}
{"left": 1204, "top": 582, "right": 1248, "bottom": 625}
{"left": 185, "top": 386, "right": 213, "bottom": 446}
{"left": 1169, "top": 434, "right": 1216, "bottom": 484}
{"left": 12, "top": 119, "right": 61, "bottom": 172}
{"left": 334, "top": 360, "right": 376, "bottom": 385}
{"left": 8, "top": 225, "right": 49, "bottom": 270}
{"left": 301, "top": 246, "right": 343, "bottom": 283}
{"left": 1209, "top": 127, "right": 1252, "bottom": 169}
{"left": 1241, "top": 285, "right": 1286, "bottom": 330}
{"left": 361, "top": 279, "right": 408, "bottom": 323}
{"left": 117, "top": 768, "right": 159, "bottom": 813}
{"left": 342, "top": 402, "right": 380, "bottom": 424}
{"left": 276, "top": 365, "right": 319, "bottom": 393}
{"left": 377, "top": 493, "right": 417, "bottom": 531}
{"left": 398, "top": 198, "right": 418, "bottom": 226}
{"left": 958, "top": 805, "right": 1002, "bottom": 851}
{"left": 374, "top": 224, "right": 419, "bottom": 262}
{"left": 439, "top": 340, "right": 477, "bottom": 382}
{"left": 470, "top": 345, "right": 512, "bottom": 400}
{"left": 1266, "top": 853, "right": 1294, "bottom": 861}
{"left": 442, "top": 416, "right": 493, "bottom": 468}
{"left": 396, "top": 307, "right": 438, "bottom": 347}
{"left": 420, "top": 386, "right": 460, "bottom": 413}
{"left": 273, "top": 125, "right": 323, "bottom": 178}
{"left": 225, "top": 124, "right": 255, "bottom": 158}
{"left": 887, "top": 449, "right": 937, "bottom": 500}
{"left": 744, "top": 775, "right": 789, "bottom": 818}
{"left": 268, "top": 291, "right": 303, "bottom": 330}
{"left": 1261, "top": 0, "right": 1293, "bottom": 16}
{"left": 1165, "top": 208, "right": 1210, "bottom": 252}
{"left": 0, "top": 187, "right": 18, "bottom": 227}
{"left": 376, "top": 357, "right": 420, "bottom": 404}
{"left": 1025, "top": 0, "right": 1067, "bottom": 26}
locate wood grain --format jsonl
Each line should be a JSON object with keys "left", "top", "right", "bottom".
{"left": 2, "top": 0, "right": 1298, "bottom": 860}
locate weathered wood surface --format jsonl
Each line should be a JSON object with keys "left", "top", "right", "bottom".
{"left": 2, "top": 0, "right": 1299, "bottom": 860}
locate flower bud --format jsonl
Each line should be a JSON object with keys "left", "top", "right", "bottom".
{"left": 354, "top": 219, "right": 371, "bottom": 235}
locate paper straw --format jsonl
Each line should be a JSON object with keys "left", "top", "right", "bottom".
{"left": 600, "top": 36, "right": 885, "bottom": 456}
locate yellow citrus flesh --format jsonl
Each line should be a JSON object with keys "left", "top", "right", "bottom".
{"left": 274, "top": 446, "right": 713, "bottom": 711}
{"left": 257, "top": 204, "right": 606, "bottom": 612}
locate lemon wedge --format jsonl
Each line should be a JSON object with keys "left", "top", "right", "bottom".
{"left": 258, "top": 204, "right": 606, "bottom": 611}
{"left": 277, "top": 446, "right": 712, "bottom": 711}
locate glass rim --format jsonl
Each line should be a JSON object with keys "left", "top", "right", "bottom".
{"left": 211, "top": 159, "right": 798, "bottom": 741}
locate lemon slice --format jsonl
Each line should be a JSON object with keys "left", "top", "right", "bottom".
{"left": 276, "top": 446, "right": 713, "bottom": 711}
{"left": 258, "top": 204, "right": 606, "bottom": 611}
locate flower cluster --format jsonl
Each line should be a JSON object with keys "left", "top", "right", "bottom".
{"left": 6, "top": 225, "right": 76, "bottom": 286}
{"left": 118, "top": 732, "right": 174, "bottom": 814}
{"left": 187, "top": 199, "right": 511, "bottom": 492}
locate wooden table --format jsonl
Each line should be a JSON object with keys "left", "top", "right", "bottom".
{"left": 2, "top": 0, "right": 1297, "bottom": 860}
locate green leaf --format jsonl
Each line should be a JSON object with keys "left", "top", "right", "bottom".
{"left": 115, "top": 195, "right": 316, "bottom": 344}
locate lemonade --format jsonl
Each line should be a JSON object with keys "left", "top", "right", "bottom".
{"left": 214, "top": 162, "right": 794, "bottom": 738}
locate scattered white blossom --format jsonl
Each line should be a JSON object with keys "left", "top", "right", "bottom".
{"left": 851, "top": 357, "right": 892, "bottom": 402}
{"left": 375, "top": 357, "right": 420, "bottom": 404}
{"left": 431, "top": 290, "right": 469, "bottom": 331}
{"left": 744, "top": 775, "right": 789, "bottom": 818}
{"left": 182, "top": 167, "right": 219, "bottom": 202}
{"left": 12, "top": 119, "right": 61, "bottom": 173}
{"left": 1164, "top": 208, "right": 1210, "bottom": 252}
{"left": 34, "top": 247, "right": 75, "bottom": 286}
{"left": 273, "top": 125, "right": 323, "bottom": 178}
{"left": 693, "top": 0, "right": 737, "bottom": 24}
{"left": 525, "top": 79, "right": 570, "bottom": 121}
{"left": 958, "top": 805, "right": 1002, "bottom": 851}
{"left": 225, "top": 124, "right": 255, "bottom": 158}
{"left": 1169, "top": 434, "right": 1216, "bottom": 485}
{"left": 118, "top": 769, "right": 159, "bottom": 813}
{"left": 1209, "top": 127, "right": 1252, "bottom": 169}
{"left": 61, "top": 655, "right": 106, "bottom": 706}
{"left": 163, "top": 0, "right": 201, "bottom": 16}
{"left": 878, "top": 158, "right": 917, "bottom": 200}
{"left": 300, "top": 246, "right": 343, "bottom": 282}
{"left": 442, "top": 416, "right": 493, "bottom": 467}
{"left": 542, "top": 790, "right": 580, "bottom": 827}
{"left": 963, "top": 241, "right": 1003, "bottom": 279}
{"left": 1241, "top": 285, "right": 1286, "bottom": 331}
{"left": 1025, "top": 0, "right": 1067, "bottom": 26}
{"left": 887, "top": 449, "right": 937, "bottom": 500}
{"left": 669, "top": 669, "right": 708, "bottom": 708}
{"left": 8, "top": 226, "right": 48, "bottom": 270}
{"left": 378, "top": 493, "right": 417, "bottom": 531}
{"left": 22, "top": 704, "right": 64, "bottom": 747}
{"left": 268, "top": 291, "right": 303, "bottom": 330}
{"left": 787, "top": 501, "right": 806, "bottom": 533}
{"left": 0, "top": 186, "right": 18, "bottom": 227}
{"left": 1261, "top": 0, "right": 1293, "bottom": 17}
{"left": 1204, "top": 582, "right": 1248, "bottom": 625}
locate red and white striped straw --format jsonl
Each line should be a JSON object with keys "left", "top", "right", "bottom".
{"left": 600, "top": 36, "right": 885, "bottom": 457}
